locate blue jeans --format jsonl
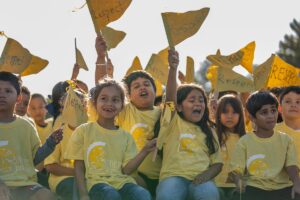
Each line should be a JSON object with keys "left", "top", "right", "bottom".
{"left": 89, "top": 183, "right": 152, "bottom": 200}
{"left": 56, "top": 177, "right": 75, "bottom": 200}
{"left": 156, "top": 176, "right": 220, "bottom": 200}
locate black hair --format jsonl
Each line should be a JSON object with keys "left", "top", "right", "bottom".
{"left": 246, "top": 91, "right": 278, "bottom": 117}
{"left": 31, "top": 93, "right": 47, "bottom": 104}
{"left": 216, "top": 94, "right": 246, "bottom": 147}
{"left": 92, "top": 78, "right": 125, "bottom": 108}
{"left": 122, "top": 70, "right": 156, "bottom": 95}
{"left": 177, "top": 83, "right": 218, "bottom": 155}
{"left": 51, "top": 81, "right": 70, "bottom": 122}
{"left": 21, "top": 86, "right": 31, "bottom": 96}
{"left": 0, "top": 72, "right": 21, "bottom": 95}
{"left": 279, "top": 86, "right": 300, "bottom": 104}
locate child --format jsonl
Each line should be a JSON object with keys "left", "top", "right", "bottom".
{"left": 156, "top": 50, "right": 223, "bottom": 200}
{"left": 14, "top": 85, "right": 30, "bottom": 116}
{"left": 95, "top": 35, "right": 162, "bottom": 196}
{"left": 214, "top": 95, "right": 246, "bottom": 200}
{"left": 28, "top": 93, "right": 53, "bottom": 145}
{"left": 230, "top": 91, "right": 300, "bottom": 200}
{"left": 65, "top": 79, "right": 155, "bottom": 200}
{"left": 45, "top": 88, "right": 87, "bottom": 200}
{"left": 0, "top": 72, "right": 63, "bottom": 200}
{"left": 275, "top": 86, "right": 300, "bottom": 169}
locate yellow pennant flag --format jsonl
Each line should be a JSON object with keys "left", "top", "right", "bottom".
{"left": 86, "top": 0, "right": 132, "bottom": 31}
{"left": 207, "top": 41, "right": 255, "bottom": 73}
{"left": 207, "top": 49, "right": 244, "bottom": 69}
{"left": 20, "top": 55, "right": 49, "bottom": 76}
{"left": 185, "top": 56, "right": 194, "bottom": 83}
{"left": 161, "top": 8, "right": 210, "bottom": 48}
{"left": 62, "top": 87, "right": 88, "bottom": 128}
{"left": 254, "top": 54, "right": 300, "bottom": 89}
{"left": 125, "top": 56, "right": 143, "bottom": 76}
{"left": 0, "top": 38, "right": 32, "bottom": 74}
{"left": 101, "top": 26, "right": 126, "bottom": 50}
{"left": 145, "top": 53, "right": 169, "bottom": 85}
{"left": 75, "top": 47, "right": 88, "bottom": 71}
{"left": 207, "top": 65, "right": 254, "bottom": 92}
{"left": 155, "top": 79, "right": 164, "bottom": 97}
{"left": 240, "top": 41, "right": 255, "bottom": 74}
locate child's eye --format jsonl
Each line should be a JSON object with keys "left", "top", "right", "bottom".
{"left": 5, "top": 89, "right": 12, "bottom": 93}
{"left": 113, "top": 98, "right": 120, "bottom": 103}
{"left": 271, "top": 109, "right": 277, "bottom": 113}
{"left": 285, "top": 100, "right": 291, "bottom": 104}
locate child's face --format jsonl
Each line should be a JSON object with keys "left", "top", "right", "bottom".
{"left": 178, "top": 89, "right": 205, "bottom": 123}
{"left": 96, "top": 86, "right": 123, "bottom": 120}
{"left": 129, "top": 77, "right": 155, "bottom": 110}
{"left": 220, "top": 104, "right": 240, "bottom": 131}
{"left": 252, "top": 104, "right": 278, "bottom": 131}
{"left": 281, "top": 92, "right": 300, "bottom": 120}
{"left": 0, "top": 80, "right": 19, "bottom": 112}
{"left": 28, "top": 97, "right": 47, "bottom": 123}
{"left": 15, "top": 92, "right": 30, "bottom": 116}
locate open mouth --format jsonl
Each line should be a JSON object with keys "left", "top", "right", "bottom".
{"left": 192, "top": 109, "right": 201, "bottom": 114}
{"left": 139, "top": 91, "right": 148, "bottom": 97}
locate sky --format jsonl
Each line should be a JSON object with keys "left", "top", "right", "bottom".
{"left": 0, "top": 0, "right": 299, "bottom": 96}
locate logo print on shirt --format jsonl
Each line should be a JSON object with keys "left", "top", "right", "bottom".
{"left": 87, "top": 142, "right": 106, "bottom": 169}
{"left": 130, "top": 123, "right": 148, "bottom": 151}
{"left": 179, "top": 133, "right": 197, "bottom": 153}
{"left": 247, "top": 154, "right": 269, "bottom": 177}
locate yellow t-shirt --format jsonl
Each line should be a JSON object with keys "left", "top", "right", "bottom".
{"left": 44, "top": 125, "right": 74, "bottom": 192}
{"left": 215, "top": 133, "right": 240, "bottom": 188}
{"left": 52, "top": 115, "right": 63, "bottom": 131}
{"left": 36, "top": 118, "right": 53, "bottom": 145}
{"left": 0, "top": 116, "right": 41, "bottom": 186}
{"left": 230, "top": 131, "right": 297, "bottom": 190}
{"left": 117, "top": 103, "right": 162, "bottom": 179}
{"left": 65, "top": 122, "right": 137, "bottom": 191}
{"left": 158, "top": 104, "right": 223, "bottom": 181}
{"left": 275, "top": 122, "right": 300, "bottom": 168}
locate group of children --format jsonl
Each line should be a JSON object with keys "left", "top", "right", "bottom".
{"left": 0, "top": 35, "right": 300, "bottom": 200}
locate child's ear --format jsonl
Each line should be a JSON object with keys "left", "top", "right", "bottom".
{"left": 16, "top": 95, "right": 22, "bottom": 104}
{"left": 177, "top": 104, "right": 183, "bottom": 112}
{"left": 278, "top": 105, "right": 282, "bottom": 113}
{"left": 249, "top": 114, "right": 256, "bottom": 123}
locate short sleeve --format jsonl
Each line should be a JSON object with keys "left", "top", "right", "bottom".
{"left": 30, "top": 126, "right": 42, "bottom": 158}
{"left": 122, "top": 133, "right": 137, "bottom": 167}
{"left": 65, "top": 126, "right": 85, "bottom": 160}
{"left": 229, "top": 140, "right": 246, "bottom": 175}
{"left": 285, "top": 136, "right": 298, "bottom": 167}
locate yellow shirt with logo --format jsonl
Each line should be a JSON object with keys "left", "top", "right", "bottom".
{"left": 36, "top": 118, "right": 53, "bottom": 145}
{"left": 65, "top": 122, "right": 137, "bottom": 191}
{"left": 275, "top": 122, "right": 300, "bottom": 168}
{"left": 230, "top": 131, "right": 297, "bottom": 190}
{"left": 215, "top": 133, "right": 240, "bottom": 187}
{"left": 158, "top": 103, "right": 223, "bottom": 181}
{"left": 117, "top": 103, "right": 162, "bottom": 179}
{"left": 0, "top": 116, "right": 41, "bottom": 186}
{"left": 44, "top": 125, "right": 74, "bottom": 192}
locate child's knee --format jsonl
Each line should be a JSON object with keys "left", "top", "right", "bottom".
{"left": 30, "top": 188, "right": 56, "bottom": 200}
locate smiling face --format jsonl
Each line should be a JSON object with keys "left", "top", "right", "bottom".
{"left": 177, "top": 89, "right": 206, "bottom": 123}
{"left": 0, "top": 80, "right": 19, "bottom": 113}
{"left": 252, "top": 104, "right": 278, "bottom": 131}
{"left": 96, "top": 85, "right": 123, "bottom": 120}
{"left": 281, "top": 91, "right": 300, "bottom": 121}
{"left": 220, "top": 103, "right": 240, "bottom": 131}
{"left": 128, "top": 77, "right": 155, "bottom": 110}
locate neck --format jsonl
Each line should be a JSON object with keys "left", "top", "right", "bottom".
{"left": 35, "top": 119, "right": 47, "bottom": 127}
{"left": 97, "top": 117, "right": 117, "bottom": 130}
{"left": 255, "top": 127, "right": 274, "bottom": 138}
{"left": 284, "top": 118, "right": 300, "bottom": 130}
{"left": 0, "top": 110, "right": 15, "bottom": 123}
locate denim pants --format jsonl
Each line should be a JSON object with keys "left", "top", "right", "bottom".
{"left": 89, "top": 182, "right": 152, "bottom": 200}
{"left": 56, "top": 177, "right": 75, "bottom": 200}
{"left": 156, "top": 176, "right": 220, "bottom": 200}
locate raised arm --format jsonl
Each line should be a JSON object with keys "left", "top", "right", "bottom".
{"left": 71, "top": 63, "right": 80, "bottom": 80}
{"left": 166, "top": 49, "right": 179, "bottom": 103}
{"left": 95, "top": 35, "right": 108, "bottom": 85}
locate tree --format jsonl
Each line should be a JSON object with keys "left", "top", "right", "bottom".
{"left": 277, "top": 19, "right": 300, "bottom": 68}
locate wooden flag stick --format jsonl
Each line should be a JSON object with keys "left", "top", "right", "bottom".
{"left": 74, "top": 38, "right": 77, "bottom": 64}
